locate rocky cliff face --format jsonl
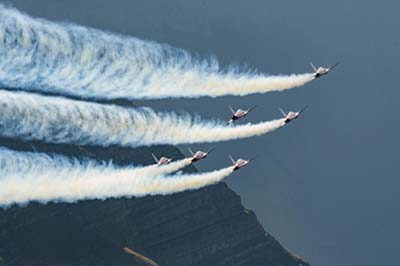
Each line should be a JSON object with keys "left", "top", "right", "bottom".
{"left": 0, "top": 139, "right": 309, "bottom": 266}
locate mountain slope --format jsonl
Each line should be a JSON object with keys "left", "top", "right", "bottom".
{"left": 0, "top": 139, "right": 309, "bottom": 266}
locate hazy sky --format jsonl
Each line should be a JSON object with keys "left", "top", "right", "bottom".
{"left": 4, "top": 1, "right": 400, "bottom": 265}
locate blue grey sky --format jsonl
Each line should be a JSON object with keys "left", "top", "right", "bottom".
{"left": 4, "top": 0, "right": 400, "bottom": 265}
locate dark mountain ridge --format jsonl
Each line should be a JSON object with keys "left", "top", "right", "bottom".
{"left": 0, "top": 139, "right": 309, "bottom": 266}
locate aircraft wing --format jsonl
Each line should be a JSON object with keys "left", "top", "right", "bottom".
{"left": 229, "top": 155, "right": 236, "bottom": 164}
{"left": 248, "top": 105, "right": 257, "bottom": 113}
{"left": 330, "top": 62, "right": 340, "bottom": 70}
{"left": 279, "top": 108, "right": 287, "bottom": 117}
{"left": 206, "top": 148, "right": 215, "bottom": 155}
{"left": 151, "top": 153, "right": 159, "bottom": 163}
{"left": 299, "top": 105, "right": 309, "bottom": 114}
{"left": 310, "top": 62, "right": 317, "bottom": 72}
{"left": 249, "top": 156, "right": 257, "bottom": 162}
{"left": 187, "top": 147, "right": 194, "bottom": 156}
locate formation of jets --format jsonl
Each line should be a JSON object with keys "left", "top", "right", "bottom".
{"left": 153, "top": 149, "right": 255, "bottom": 172}
{"left": 153, "top": 62, "right": 338, "bottom": 171}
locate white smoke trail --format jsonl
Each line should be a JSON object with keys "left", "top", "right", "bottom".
{"left": 0, "top": 90, "right": 285, "bottom": 147}
{"left": 0, "top": 148, "right": 234, "bottom": 206}
{"left": 0, "top": 5, "right": 313, "bottom": 100}
{"left": 0, "top": 148, "right": 191, "bottom": 179}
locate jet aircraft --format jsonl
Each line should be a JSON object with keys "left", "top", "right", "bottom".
{"left": 310, "top": 62, "right": 339, "bottom": 79}
{"left": 279, "top": 106, "right": 308, "bottom": 126}
{"left": 188, "top": 147, "right": 215, "bottom": 163}
{"left": 228, "top": 105, "right": 257, "bottom": 124}
{"left": 229, "top": 155, "right": 255, "bottom": 171}
{"left": 152, "top": 153, "right": 173, "bottom": 166}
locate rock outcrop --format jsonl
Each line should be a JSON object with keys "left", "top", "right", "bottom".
{"left": 0, "top": 139, "right": 309, "bottom": 266}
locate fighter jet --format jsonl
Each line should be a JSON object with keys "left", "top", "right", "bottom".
{"left": 279, "top": 106, "right": 308, "bottom": 126}
{"left": 229, "top": 155, "right": 255, "bottom": 171}
{"left": 152, "top": 153, "right": 173, "bottom": 166}
{"left": 228, "top": 105, "right": 257, "bottom": 124}
{"left": 188, "top": 147, "right": 215, "bottom": 163}
{"left": 310, "top": 62, "right": 339, "bottom": 79}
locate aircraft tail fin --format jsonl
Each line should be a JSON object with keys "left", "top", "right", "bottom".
{"left": 187, "top": 147, "right": 194, "bottom": 156}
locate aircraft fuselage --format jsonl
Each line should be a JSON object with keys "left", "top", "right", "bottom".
{"left": 191, "top": 151, "right": 207, "bottom": 162}
{"left": 233, "top": 159, "right": 249, "bottom": 171}
{"left": 314, "top": 67, "right": 329, "bottom": 78}
{"left": 231, "top": 110, "right": 247, "bottom": 121}
{"left": 281, "top": 112, "right": 300, "bottom": 126}
{"left": 157, "top": 157, "right": 171, "bottom": 165}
